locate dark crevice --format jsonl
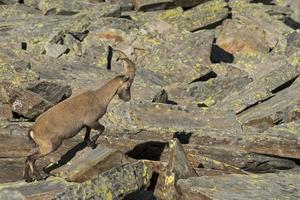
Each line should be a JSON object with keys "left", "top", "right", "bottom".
{"left": 283, "top": 17, "right": 300, "bottom": 30}
{"left": 236, "top": 96, "right": 274, "bottom": 115}
{"left": 250, "top": 0, "right": 275, "bottom": 5}
{"left": 126, "top": 141, "right": 167, "bottom": 161}
{"left": 120, "top": 15, "right": 133, "bottom": 20}
{"left": 21, "top": 42, "right": 27, "bottom": 50}
{"left": 173, "top": 131, "right": 193, "bottom": 144}
{"left": 69, "top": 30, "right": 89, "bottom": 42}
{"left": 182, "top": 6, "right": 194, "bottom": 11}
{"left": 227, "top": 5, "right": 232, "bottom": 19}
{"left": 210, "top": 38, "right": 234, "bottom": 63}
{"left": 12, "top": 111, "right": 22, "bottom": 119}
{"left": 147, "top": 172, "right": 159, "bottom": 191}
{"left": 18, "top": 0, "right": 24, "bottom": 4}
{"left": 191, "top": 71, "right": 217, "bottom": 83}
{"left": 271, "top": 76, "right": 299, "bottom": 94}
{"left": 107, "top": 46, "right": 113, "bottom": 70}
{"left": 193, "top": 17, "right": 227, "bottom": 32}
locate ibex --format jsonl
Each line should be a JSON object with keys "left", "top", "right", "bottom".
{"left": 24, "top": 50, "right": 135, "bottom": 182}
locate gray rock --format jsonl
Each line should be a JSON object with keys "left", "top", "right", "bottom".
{"left": 26, "top": 81, "right": 72, "bottom": 105}
{"left": 0, "top": 161, "right": 152, "bottom": 200}
{"left": 44, "top": 43, "right": 69, "bottom": 58}
{"left": 177, "top": 172, "right": 300, "bottom": 200}
{"left": 51, "top": 144, "right": 129, "bottom": 182}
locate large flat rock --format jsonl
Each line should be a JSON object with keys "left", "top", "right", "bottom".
{"left": 177, "top": 171, "right": 300, "bottom": 200}
{"left": 0, "top": 161, "right": 152, "bottom": 200}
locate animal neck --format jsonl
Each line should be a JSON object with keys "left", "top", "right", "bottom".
{"left": 93, "top": 76, "right": 122, "bottom": 106}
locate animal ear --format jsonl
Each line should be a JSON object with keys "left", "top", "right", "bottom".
{"left": 122, "top": 75, "right": 130, "bottom": 82}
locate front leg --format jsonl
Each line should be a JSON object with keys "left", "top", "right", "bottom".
{"left": 83, "top": 126, "right": 91, "bottom": 143}
{"left": 85, "top": 121, "right": 105, "bottom": 149}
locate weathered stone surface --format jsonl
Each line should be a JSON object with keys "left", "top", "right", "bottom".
{"left": 243, "top": 122, "right": 300, "bottom": 159}
{"left": 102, "top": 101, "right": 241, "bottom": 131}
{"left": 177, "top": 172, "right": 300, "bottom": 200}
{"left": 237, "top": 76, "right": 300, "bottom": 131}
{"left": 51, "top": 144, "right": 129, "bottom": 182}
{"left": 165, "top": 64, "right": 252, "bottom": 106}
{"left": 133, "top": 0, "right": 175, "bottom": 12}
{"left": 220, "top": 59, "right": 300, "bottom": 114}
{"left": 37, "top": 0, "right": 121, "bottom": 17}
{"left": 7, "top": 87, "right": 53, "bottom": 119}
{"left": 0, "top": 104, "right": 12, "bottom": 120}
{"left": 131, "top": 0, "right": 228, "bottom": 31}
{"left": 44, "top": 43, "right": 68, "bottom": 58}
{"left": 26, "top": 81, "right": 72, "bottom": 105}
{"left": 0, "top": 161, "right": 152, "bottom": 200}
{"left": 5, "top": 80, "right": 71, "bottom": 120}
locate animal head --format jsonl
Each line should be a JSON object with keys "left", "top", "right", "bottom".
{"left": 113, "top": 48, "right": 136, "bottom": 102}
{"left": 117, "top": 74, "right": 133, "bottom": 102}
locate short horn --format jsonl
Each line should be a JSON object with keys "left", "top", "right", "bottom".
{"left": 112, "top": 47, "right": 136, "bottom": 77}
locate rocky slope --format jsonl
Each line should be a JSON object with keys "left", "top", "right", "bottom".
{"left": 0, "top": 0, "right": 299, "bottom": 199}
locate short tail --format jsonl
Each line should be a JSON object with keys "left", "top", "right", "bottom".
{"left": 27, "top": 129, "right": 37, "bottom": 147}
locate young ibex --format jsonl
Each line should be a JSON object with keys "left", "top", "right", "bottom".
{"left": 24, "top": 50, "right": 135, "bottom": 182}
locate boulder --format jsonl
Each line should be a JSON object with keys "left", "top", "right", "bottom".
{"left": 51, "top": 144, "right": 130, "bottom": 182}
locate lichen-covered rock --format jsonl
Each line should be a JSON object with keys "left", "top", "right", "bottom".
{"left": 131, "top": 0, "right": 228, "bottom": 31}
{"left": 0, "top": 161, "right": 152, "bottom": 200}
{"left": 51, "top": 144, "right": 129, "bottom": 182}
{"left": 101, "top": 101, "right": 241, "bottom": 131}
{"left": 237, "top": 76, "right": 300, "bottom": 131}
{"left": 177, "top": 172, "right": 300, "bottom": 200}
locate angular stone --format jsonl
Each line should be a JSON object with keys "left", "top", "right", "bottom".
{"left": 177, "top": 172, "right": 300, "bottom": 200}
{"left": 37, "top": 0, "right": 121, "bottom": 16}
{"left": 216, "top": 19, "right": 271, "bottom": 55}
{"left": 165, "top": 65, "right": 252, "bottom": 106}
{"left": 51, "top": 144, "right": 129, "bottom": 182}
{"left": 7, "top": 87, "right": 53, "bottom": 119}
{"left": 133, "top": 0, "right": 175, "bottom": 12}
{"left": 243, "top": 122, "right": 300, "bottom": 159}
{"left": 220, "top": 60, "right": 300, "bottom": 114}
{"left": 0, "top": 161, "right": 152, "bottom": 200}
{"left": 26, "top": 81, "right": 72, "bottom": 105}
{"left": 168, "top": 138, "right": 197, "bottom": 179}
{"left": 237, "top": 77, "right": 300, "bottom": 131}
{"left": 154, "top": 138, "right": 196, "bottom": 200}
{"left": 44, "top": 43, "right": 68, "bottom": 58}
{"left": 131, "top": 0, "right": 228, "bottom": 31}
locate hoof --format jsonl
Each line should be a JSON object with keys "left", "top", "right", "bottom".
{"left": 25, "top": 177, "right": 34, "bottom": 182}
{"left": 36, "top": 174, "right": 49, "bottom": 181}
{"left": 88, "top": 142, "right": 97, "bottom": 149}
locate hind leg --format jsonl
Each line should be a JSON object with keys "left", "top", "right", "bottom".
{"left": 24, "top": 148, "right": 39, "bottom": 182}
{"left": 27, "top": 143, "right": 58, "bottom": 181}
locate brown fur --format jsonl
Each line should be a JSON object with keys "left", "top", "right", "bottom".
{"left": 24, "top": 57, "right": 135, "bottom": 182}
